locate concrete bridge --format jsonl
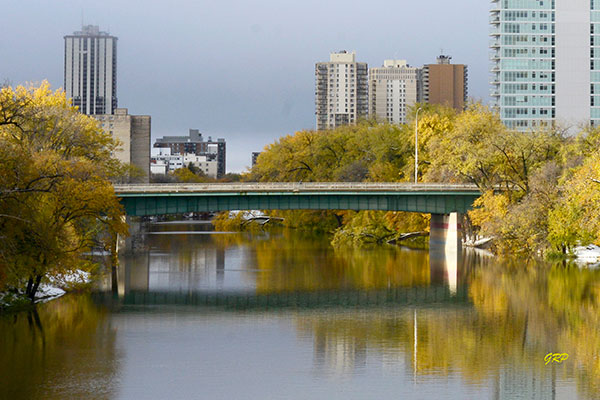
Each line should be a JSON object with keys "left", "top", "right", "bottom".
{"left": 114, "top": 183, "right": 482, "bottom": 255}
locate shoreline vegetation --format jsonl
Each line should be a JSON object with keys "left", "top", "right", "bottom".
{"left": 0, "top": 83, "right": 130, "bottom": 309}
{"left": 3, "top": 83, "right": 600, "bottom": 308}
{"left": 217, "top": 103, "right": 600, "bottom": 259}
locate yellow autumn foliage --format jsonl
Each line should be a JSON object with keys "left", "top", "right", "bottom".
{"left": 0, "top": 82, "right": 128, "bottom": 301}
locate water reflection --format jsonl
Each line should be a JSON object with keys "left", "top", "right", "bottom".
{"left": 2, "top": 223, "right": 599, "bottom": 399}
{"left": 105, "top": 224, "right": 475, "bottom": 296}
{"left": 0, "top": 296, "right": 119, "bottom": 400}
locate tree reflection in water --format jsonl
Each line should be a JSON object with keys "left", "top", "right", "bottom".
{"left": 121, "top": 227, "right": 599, "bottom": 399}
{"left": 24, "top": 225, "right": 598, "bottom": 399}
{"left": 0, "top": 295, "right": 119, "bottom": 400}
{"left": 293, "top": 259, "right": 600, "bottom": 399}
{"left": 141, "top": 228, "right": 595, "bottom": 396}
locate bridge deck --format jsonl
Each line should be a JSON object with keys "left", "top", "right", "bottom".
{"left": 115, "top": 182, "right": 481, "bottom": 194}
{"left": 114, "top": 183, "right": 482, "bottom": 216}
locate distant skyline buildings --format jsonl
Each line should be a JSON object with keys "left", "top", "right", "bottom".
{"left": 490, "top": 0, "right": 599, "bottom": 130}
{"left": 154, "top": 129, "right": 227, "bottom": 177}
{"left": 4, "top": 0, "right": 492, "bottom": 172}
{"left": 64, "top": 25, "right": 118, "bottom": 115}
{"left": 369, "top": 60, "right": 420, "bottom": 124}
{"left": 96, "top": 108, "right": 150, "bottom": 180}
{"left": 64, "top": 25, "right": 150, "bottom": 183}
{"left": 422, "top": 55, "right": 468, "bottom": 111}
{"left": 317, "top": 51, "right": 468, "bottom": 128}
{"left": 315, "top": 51, "right": 369, "bottom": 131}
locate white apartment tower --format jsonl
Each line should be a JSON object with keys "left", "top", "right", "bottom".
{"left": 369, "top": 60, "right": 421, "bottom": 124}
{"left": 315, "top": 51, "right": 368, "bottom": 130}
{"left": 491, "top": 0, "right": 600, "bottom": 129}
{"left": 64, "top": 25, "right": 117, "bottom": 115}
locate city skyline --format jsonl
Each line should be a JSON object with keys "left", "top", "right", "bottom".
{"left": 1, "top": 0, "right": 490, "bottom": 172}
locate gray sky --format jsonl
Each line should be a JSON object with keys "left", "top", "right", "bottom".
{"left": 1, "top": 0, "right": 490, "bottom": 172}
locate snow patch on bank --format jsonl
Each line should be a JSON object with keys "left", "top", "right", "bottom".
{"left": 38, "top": 270, "right": 91, "bottom": 302}
{"left": 573, "top": 245, "right": 600, "bottom": 268}
{"left": 47, "top": 270, "right": 90, "bottom": 288}
{"left": 1, "top": 270, "right": 92, "bottom": 308}
{"left": 34, "top": 286, "right": 66, "bottom": 302}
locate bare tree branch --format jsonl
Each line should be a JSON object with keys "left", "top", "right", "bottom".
{"left": 0, "top": 214, "right": 29, "bottom": 222}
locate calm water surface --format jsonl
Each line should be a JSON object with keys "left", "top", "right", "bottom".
{"left": 1, "top": 222, "right": 599, "bottom": 399}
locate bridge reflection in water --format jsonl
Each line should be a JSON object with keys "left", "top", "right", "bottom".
{"left": 91, "top": 235, "right": 492, "bottom": 392}
{"left": 94, "top": 286, "right": 470, "bottom": 309}
{"left": 94, "top": 233, "right": 481, "bottom": 310}
{"left": 87, "top": 226, "right": 582, "bottom": 400}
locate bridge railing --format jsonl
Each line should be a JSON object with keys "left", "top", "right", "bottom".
{"left": 114, "top": 182, "right": 481, "bottom": 194}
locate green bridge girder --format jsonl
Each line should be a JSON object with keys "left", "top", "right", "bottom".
{"left": 114, "top": 183, "right": 482, "bottom": 217}
{"left": 92, "top": 286, "right": 470, "bottom": 310}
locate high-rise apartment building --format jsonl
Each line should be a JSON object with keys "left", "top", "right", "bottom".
{"left": 422, "top": 55, "right": 468, "bottom": 111}
{"left": 491, "top": 0, "right": 599, "bottom": 129}
{"left": 64, "top": 25, "right": 117, "bottom": 115}
{"left": 315, "top": 51, "right": 368, "bottom": 130}
{"left": 369, "top": 60, "right": 421, "bottom": 124}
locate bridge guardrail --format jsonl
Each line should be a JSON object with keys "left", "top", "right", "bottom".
{"left": 114, "top": 182, "right": 482, "bottom": 194}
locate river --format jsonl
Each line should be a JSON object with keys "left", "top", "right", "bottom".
{"left": 1, "top": 221, "right": 599, "bottom": 399}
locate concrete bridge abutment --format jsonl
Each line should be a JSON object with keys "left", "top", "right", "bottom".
{"left": 430, "top": 213, "right": 462, "bottom": 255}
{"left": 429, "top": 213, "right": 462, "bottom": 293}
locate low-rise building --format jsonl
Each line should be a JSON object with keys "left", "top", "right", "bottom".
{"left": 251, "top": 152, "right": 261, "bottom": 167}
{"left": 154, "top": 129, "right": 226, "bottom": 177}
{"left": 150, "top": 147, "right": 219, "bottom": 179}
{"left": 183, "top": 153, "right": 218, "bottom": 178}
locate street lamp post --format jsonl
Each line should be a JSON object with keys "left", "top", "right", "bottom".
{"left": 415, "top": 107, "right": 422, "bottom": 184}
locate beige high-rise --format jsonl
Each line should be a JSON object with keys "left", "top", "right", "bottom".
{"left": 369, "top": 60, "right": 421, "bottom": 124}
{"left": 315, "top": 51, "right": 368, "bottom": 130}
{"left": 95, "top": 108, "right": 150, "bottom": 182}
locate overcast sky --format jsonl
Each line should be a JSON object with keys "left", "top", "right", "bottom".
{"left": 1, "top": 0, "right": 490, "bottom": 172}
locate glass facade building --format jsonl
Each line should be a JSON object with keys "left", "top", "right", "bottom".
{"left": 491, "top": 0, "right": 596, "bottom": 129}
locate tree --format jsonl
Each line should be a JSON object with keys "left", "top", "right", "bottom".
{"left": 171, "top": 167, "right": 207, "bottom": 183}
{"left": 551, "top": 150, "right": 600, "bottom": 249}
{"left": 0, "top": 82, "right": 127, "bottom": 301}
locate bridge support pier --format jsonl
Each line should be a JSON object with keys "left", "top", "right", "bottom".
{"left": 429, "top": 213, "right": 462, "bottom": 293}
{"left": 121, "top": 216, "right": 147, "bottom": 254}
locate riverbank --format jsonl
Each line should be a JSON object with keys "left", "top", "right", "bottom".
{"left": 0, "top": 270, "right": 91, "bottom": 312}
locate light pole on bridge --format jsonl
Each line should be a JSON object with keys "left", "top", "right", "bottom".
{"left": 415, "top": 107, "right": 422, "bottom": 184}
